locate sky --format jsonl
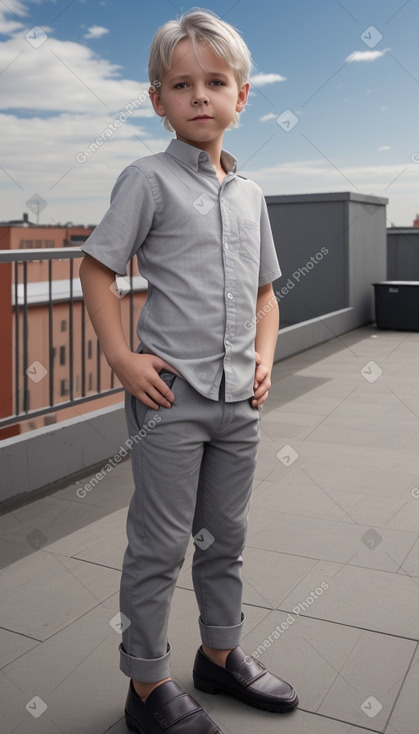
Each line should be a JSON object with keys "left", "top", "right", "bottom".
{"left": 0, "top": 0, "right": 418, "bottom": 227}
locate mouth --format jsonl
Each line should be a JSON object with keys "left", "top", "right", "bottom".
{"left": 190, "top": 114, "right": 213, "bottom": 121}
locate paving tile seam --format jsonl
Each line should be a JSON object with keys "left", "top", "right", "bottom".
{"left": 265, "top": 454, "right": 418, "bottom": 473}
{"left": 384, "top": 383, "right": 419, "bottom": 422}
{"left": 190, "top": 554, "right": 419, "bottom": 642}
{"left": 1, "top": 592, "right": 120, "bottom": 649}
{"left": 382, "top": 333, "right": 416, "bottom": 360}
{"left": 49, "top": 495, "right": 126, "bottom": 508}
{"left": 290, "top": 706, "right": 382, "bottom": 733}
{"left": 37, "top": 550, "right": 122, "bottom": 606}
{"left": 309, "top": 625, "right": 366, "bottom": 714}
{"left": 244, "top": 544, "right": 419, "bottom": 578}
{"left": 103, "top": 716, "right": 125, "bottom": 733}
{"left": 0, "top": 530, "right": 120, "bottom": 560}
{"left": 382, "top": 641, "right": 419, "bottom": 734}
{"left": 0, "top": 540, "right": 107, "bottom": 563}
{"left": 0, "top": 536, "right": 35, "bottom": 556}
{"left": 103, "top": 707, "right": 381, "bottom": 733}
{"left": 70, "top": 554, "right": 122, "bottom": 572}
{"left": 239, "top": 603, "right": 419, "bottom": 644}
{"left": 0, "top": 625, "right": 43, "bottom": 646}
{"left": 257, "top": 552, "right": 319, "bottom": 608}
{"left": 0, "top": 631, "right": 42, "bottom": 672}
{"left": 295, "top": 384, "right": 362, "bottom": 442}
{"left": 48, "top": 634, "right": 112, "bottom": 699}
{"left": 0, "top": 495, "right": 84, "bottom": 538}
{"left": 299, "top": 435, "right": 418, "bottom": 452}
{"left": 391, "top": 543, "right": 419, "bottom": 574}
{"left": 249, "top": 504, "right": 419, "bottom": 535}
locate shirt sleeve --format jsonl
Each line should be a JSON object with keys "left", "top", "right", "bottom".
{"left": 81, "top": 164, "right": 155, "bottom": 275}
{"left": 258, "top": 194, "right": 281, "bottom": 286}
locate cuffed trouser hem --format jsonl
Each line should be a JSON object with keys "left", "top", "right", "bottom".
{"left": 199, "top": 612, "right": 246, "bottom": 649}
{"left": 119, "top": 642, "right": 172, "bottom": 682}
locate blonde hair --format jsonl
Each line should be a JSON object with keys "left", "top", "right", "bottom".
{"left": 148, "top": 8, "right": 252, "bottom": 131}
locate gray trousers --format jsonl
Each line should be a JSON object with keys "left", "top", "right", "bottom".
{"left": 119, "top": 371, "right": 260, "bottom": 682}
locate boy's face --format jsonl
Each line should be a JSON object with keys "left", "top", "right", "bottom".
{"left": 150, "top": 38, "right": 249, "bottom": 150}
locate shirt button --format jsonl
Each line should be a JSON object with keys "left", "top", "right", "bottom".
{"left": 225, "top": 366, "right": 232, "bottom": 373}
{"left": 227, "top": 292, "right": 234, "bottom": 300}
{"left": 224, "top": 243, "right": 229, "bottom": 249}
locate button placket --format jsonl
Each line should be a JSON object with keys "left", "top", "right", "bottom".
{"left": 219, "top": 177, "right": 240, "bottom": 400}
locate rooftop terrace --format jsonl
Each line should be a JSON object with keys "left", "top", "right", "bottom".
{"left": 1, "top": 325, "right": 419, "bottom": 734}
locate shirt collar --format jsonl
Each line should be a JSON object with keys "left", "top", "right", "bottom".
{"left": 165, "top": 138, "right": 237, "bottom": 175}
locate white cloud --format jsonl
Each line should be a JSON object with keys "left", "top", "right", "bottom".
{"left": 259, "top": 113, "right": 277, "bottom": 122}
{"left": 84, "top": 26, "right": 110, "bottom": 40}
{"left": 0, "top": 34, "right": 149, "bottom": 114}
{"left": 378, "top": 146, "right": 391, "bottom": 151}
{"left": 250, "top": 72, "right": 287, "bottom": 86}
{"left": 346, "top": 49, "right": 389, "bottom": 63}
{"left": 0, "top": 110, "right": 169, "bottom": 224}
{"left": 0, "top": 2, "right": 168, "bottom": 224}
{"left": 240, "top": 158, "right": 418, "bottom": 225}
{"left": 380, "top": 106, "right": 389, "bottom": 112}
{"left": 0, "top": 0, "right": 26, "bottom": 34}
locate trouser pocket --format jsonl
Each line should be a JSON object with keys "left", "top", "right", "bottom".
{"left": 158, "top": 368, "right": 177, "bottom": 389}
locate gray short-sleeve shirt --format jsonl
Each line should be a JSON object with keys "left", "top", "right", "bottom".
{"left": 82, "top": 138, "right": 281, "bottom": 402}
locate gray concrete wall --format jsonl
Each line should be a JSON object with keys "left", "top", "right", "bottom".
{"left": 266, "top": 194, "right": 348, "bottom": 327}
{"left": 266, "top": 192, "right": 387, "bottom": 329}
{"left": 347, "top": 196, "right": 388, "bottom": 322}
{"left": 275, "top": 307, "right": 356, "bottom": 362}
{"left": 387, "top": 228, "right": 419, "bottom": 280}
{"left": 0, "top": 402, "right": 127, "bottom": 503}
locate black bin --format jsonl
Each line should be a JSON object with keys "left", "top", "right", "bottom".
{"left": 373, "top": 281, "right": 419, "bottom": 331}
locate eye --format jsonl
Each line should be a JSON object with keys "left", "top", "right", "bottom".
{"left": 210, "top": 79, "right": 225, "bottom": 86}
{"left": 174, "top": 82, "right": 189, "bottom": 89}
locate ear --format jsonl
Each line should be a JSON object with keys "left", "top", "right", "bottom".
{"left": 149, "top": 86, "right": 166, "bottom": 118}
{"left": 236, "top": 81, "right": 250, "bottom": 113}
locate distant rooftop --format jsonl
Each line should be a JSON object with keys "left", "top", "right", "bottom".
{"left": 13, "top": 275, "right": 147, "bottom": 306}
{"left": 0, "top": 213, "right": 95, "bottom": 229}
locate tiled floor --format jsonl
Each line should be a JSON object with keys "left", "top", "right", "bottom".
{"left": 1, "top": 326, "right": 418, "bottom": 733}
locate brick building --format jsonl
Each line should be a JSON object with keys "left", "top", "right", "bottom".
{"left": 0, "top": 217, "right": 146, "bottom": 437}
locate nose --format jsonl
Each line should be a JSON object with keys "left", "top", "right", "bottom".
{"left": 192, "top": 86, "right": 209, "bottom": 106}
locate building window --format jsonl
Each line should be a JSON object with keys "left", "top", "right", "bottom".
{"left": 20, "top": 240, "right": 33, "bottom": 248}
{"left": 88, "top": 373, "right": 93, "bottom": 391}
{"left": 87, "top": 339, "right": 93, "bottom": 359}
{"left": 60, "top": 346, "right": 66, "bottom": 365}
{"left": 61, "top": 320, "right": 67, "bottom": 332}
{"left": 61, "top": 379, "right": 70, "bottom": 396}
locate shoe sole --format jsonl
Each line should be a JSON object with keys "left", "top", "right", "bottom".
{"left": 193, "top": 673, "right": 298, "bottom": 713}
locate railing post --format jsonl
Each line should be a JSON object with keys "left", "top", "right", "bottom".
{"left": 0, "top": 262, "right": 19, "bottom": 439}
{"left": 0, "top": 248, "right": 137, "bottom": 430}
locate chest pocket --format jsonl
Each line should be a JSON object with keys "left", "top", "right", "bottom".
{"left": 238, "top": 219, "right": 260, "bottom": 264}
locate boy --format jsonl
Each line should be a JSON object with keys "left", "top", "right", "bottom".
{"left": 80, "top": 10, "right": 298, "bottom": 734}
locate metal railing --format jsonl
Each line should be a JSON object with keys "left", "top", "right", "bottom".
{"left": 0, "top": 248, "right": 139, "bottom": 430}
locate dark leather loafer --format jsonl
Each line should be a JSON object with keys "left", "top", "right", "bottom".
{"left": 193, "top": 646, "right": 298, "bottom": 713}
{"left": 125, "top": 678, "right": 223, "bottom": 733}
